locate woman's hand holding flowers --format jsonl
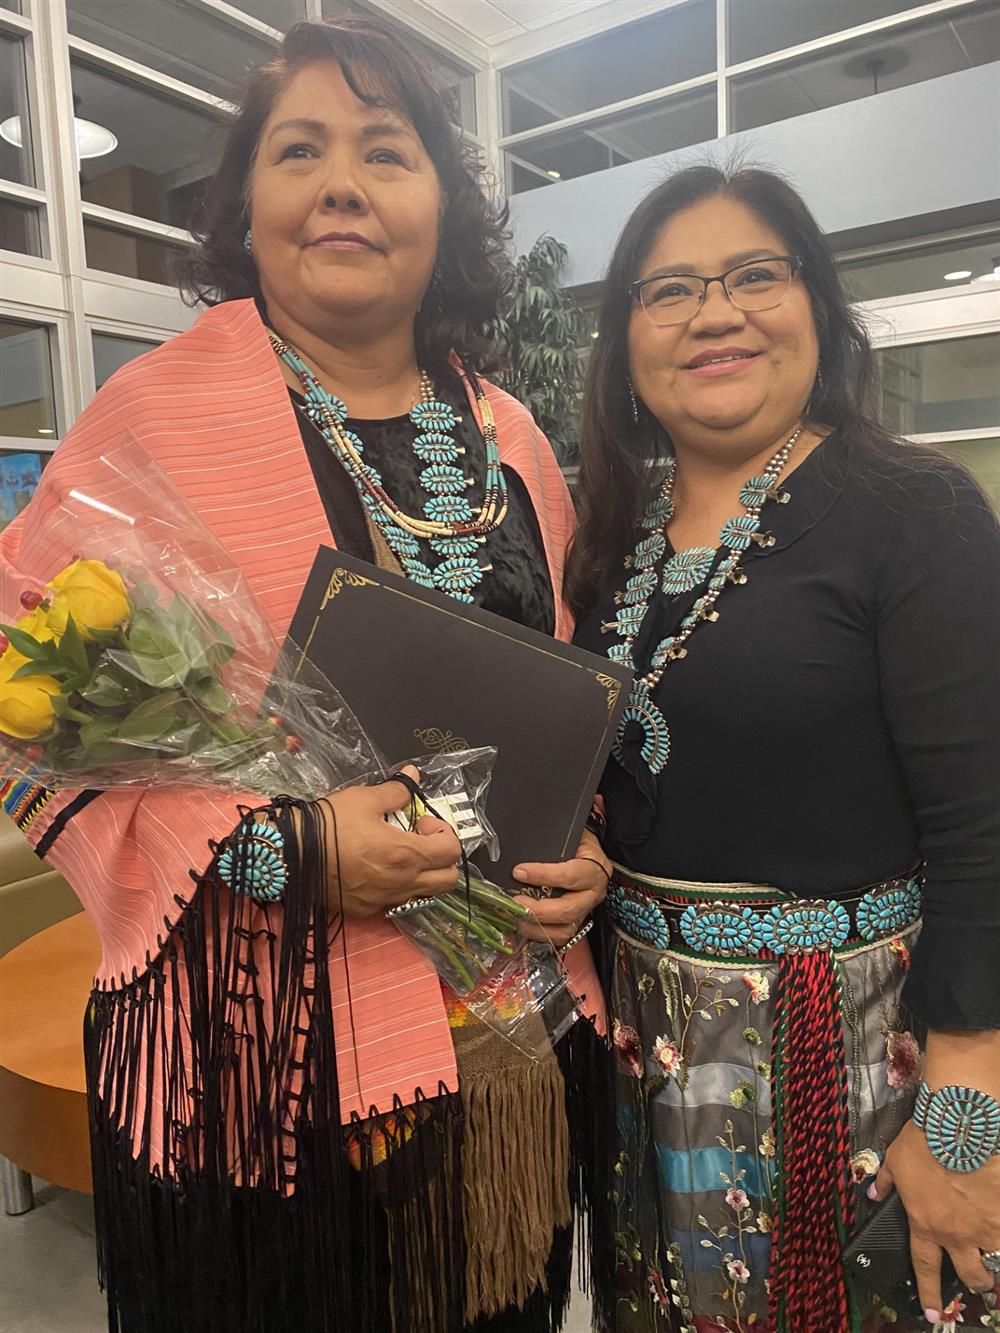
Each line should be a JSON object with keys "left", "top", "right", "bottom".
{"left": 318, "top": 765, "right": 462, "bottom": 918}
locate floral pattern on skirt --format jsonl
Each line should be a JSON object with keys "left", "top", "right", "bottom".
{"left": 603, "top": 919, "right": 969, "bottom": 1333}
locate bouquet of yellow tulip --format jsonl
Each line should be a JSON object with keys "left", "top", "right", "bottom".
{"left": 0, "top": 441, "right": 377, "bottom": 795}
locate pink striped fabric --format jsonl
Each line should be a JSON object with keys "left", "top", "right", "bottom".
{"left": 1, "top": 299, "right": 604, "bottom": 1119}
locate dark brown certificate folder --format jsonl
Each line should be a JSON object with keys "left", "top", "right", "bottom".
{"left": 286, "top": 548, "right": 632, "bottom": 888}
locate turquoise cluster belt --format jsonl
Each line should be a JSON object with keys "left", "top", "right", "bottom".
{"left": 607, "top": 864, "right": 922, "bottom": 956}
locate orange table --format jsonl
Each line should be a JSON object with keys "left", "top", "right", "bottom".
{"left": 0, "top": 914, "right": 99, "bottom": 1200}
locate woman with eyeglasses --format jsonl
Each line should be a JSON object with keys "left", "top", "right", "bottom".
{"left": 569, "top": 166, "right": 1000, "bottom": 1331}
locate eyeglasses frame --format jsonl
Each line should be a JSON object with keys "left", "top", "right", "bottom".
{"left": 629, "top": 254, "right": 804, "bottom": 326}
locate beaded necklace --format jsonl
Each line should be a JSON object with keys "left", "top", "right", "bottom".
{"left": 605, "top": 427, "right": 802, "bottom": 780}
{"left": 270, "top": 330, "right": 508, "bottom": 604}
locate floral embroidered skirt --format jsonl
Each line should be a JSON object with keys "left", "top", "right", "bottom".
{"left": 602, "top": 865, "right": 939, "bottom": 1333}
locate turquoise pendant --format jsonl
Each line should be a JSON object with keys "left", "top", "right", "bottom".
{"left": 614, "top": 680, "right": 671, "bottom": 775}
{"left": 661, "top": 546, "right": 714, "bottom": 595}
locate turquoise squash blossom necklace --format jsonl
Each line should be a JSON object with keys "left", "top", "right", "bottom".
{"left": 605, "top": 426, "right": 801, "bottom": 783}
{"left": 270, "top": 330, "right": 508, "bottom": 604}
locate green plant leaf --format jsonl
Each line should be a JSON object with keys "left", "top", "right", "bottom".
{"left": 59, "top": 613, "right": 91, "bottom": 674}
{"left": 79, "top": 716, "right": 121, "bottom": 750}
{"left": 186, "top": 675, "right": 232, "bottom": 715}
{"left": 80, "top": 667, "right": 135, "bottom": 709}
{"left": 49, "top": 693, "right": 94, "bottom": 725}
{"left": 1, "top": 624, "right": 58, "bottom": 662}
{"left": 116, "top": 693, "right": 187, "bottom": 744}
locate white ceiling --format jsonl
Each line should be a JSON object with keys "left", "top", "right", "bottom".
{"left": 414, "top": 0, "right": 611, "bottom": 45}
{"left": 379, "top": 0, "right": 669, "bottom": 61}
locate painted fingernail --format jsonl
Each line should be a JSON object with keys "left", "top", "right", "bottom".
{"left": 512, "top": 868, "right": 528, "bottom": 881}
{"left": 923, "top": 1312, "right": 940, "bottom": 1324}
{"left": 866, "top": 1182, "right": 879, "bottom": 1200}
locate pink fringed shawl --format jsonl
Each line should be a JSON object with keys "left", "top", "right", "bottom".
{"left": 1, "top": 299, "right": 604, "bottom": 1121}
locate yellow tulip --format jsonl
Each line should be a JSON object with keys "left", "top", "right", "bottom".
{"left": 0, "top": 645, "right": 59, "bottom": 740}
{"left": 14, "top": 605, "right": 57, "bottom": 645}
{"left": 46, "top": 558, "right": 130, "bottom": 640}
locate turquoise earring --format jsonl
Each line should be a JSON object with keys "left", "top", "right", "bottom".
{"left": 243, "top": 229, "right": 252, "bottom": 254}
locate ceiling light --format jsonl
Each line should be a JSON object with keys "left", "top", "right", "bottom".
{"left": 37, "top": 428, "right": 55, "bottom": 435}
{"left": 0, "top": 115, "right": 117, "bottom": 159}
{"left": 973, "top": 262, "right": 1000, "bottom": 283}
{"left": 944, "top": 270, "right": 972, "bottom": 281}
{"left": 590, "top": 330, "right": 599, "bottom": 339}
{"left": 546, "top": 169, "right": 561, "bottom": 180}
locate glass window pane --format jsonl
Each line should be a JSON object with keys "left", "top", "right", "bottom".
{"left": 0, "top": 450, "right": 48, "bottom": 530}
{"left": 84, "top": 220, "right": 188, "bottom": 286}
{"left": 92, "top": 332, "right": 159, "bottom": 390}
{"left": 875, "top": 334, "right": 1000, "bottom": 436}
{"left": 0, "top": 0, "right": 24, "bottom": 13}
{"left": 0, "top": 33, "right": 36, "bottom": 187}
{"left": 502, "top": 1, "right": 715, "bottom": 134}
{"left": 728, "top": 0, "right": 925, "bottom": 66}
{"left": 506, "top": 88, "right": 716, "bottom": 194}
{"left": 0, "top": 318, "right": 57, "bottom": 440}
{"left": 931, "top": 436, "right": 1000, "bottom": 512}
{"left": 730, "top": 5, "right": 1000, "bottom": 134}
{"left": 227, "top": 0, "right": 307, "bottom": 29}
{"left": 72, "top": 60, "right": 228, "bottom": 229}
{"left": 0, "top": 197, "right": 43, "bottom": 255}
{"left": 66, "top": 0, "right": 277, "bottom": 102}
{"left": 839, "top": 231, "right": 1000, "bottom": 302}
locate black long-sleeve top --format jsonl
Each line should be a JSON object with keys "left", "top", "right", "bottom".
{"left": 574, "top": 430, "right": 1000, "bottom": 1030}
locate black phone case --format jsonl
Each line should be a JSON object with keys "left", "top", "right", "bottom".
{"left": 843, "top": 1189, "right": 961, "bottom": 1316}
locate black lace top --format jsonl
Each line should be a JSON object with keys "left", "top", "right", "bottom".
{"left": 574, "top": 431, "right": 1000, "bottom": 1030}
{"left": 289, "top": 373, "right": 555, "bottom": 637}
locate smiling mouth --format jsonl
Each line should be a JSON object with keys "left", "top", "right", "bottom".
{"left": 685, "top": 352, "right": 758, "bottom": 369}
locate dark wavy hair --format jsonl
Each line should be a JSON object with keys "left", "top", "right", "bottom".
{"left": 566, "top": 163, "right": 905, "bottom": 617}
{"left": 178, "top": 17, "right": 510, "bottom": 379}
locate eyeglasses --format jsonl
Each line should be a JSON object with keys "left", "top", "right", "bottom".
{"left": 630, "top": 255, "right": 802, "bottom": 327}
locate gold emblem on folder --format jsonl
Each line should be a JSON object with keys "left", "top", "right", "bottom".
{"left": 595, "top": 673, "right": 622, "bottom": 717}
{"left": 321, "top": 567, "right": 378, "bottom": 609}
{"left": 413, "top": 727, "right": 469, "bottom": 755}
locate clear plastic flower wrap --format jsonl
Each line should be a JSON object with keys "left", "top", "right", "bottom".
{"left": 386, "top": 752, "right": 580, "bottom": 1052}
{"left": 0, "top": 439, "right": 379, "bottom": 797}
{"left": 0, "top": 438, "right": 579, "bottom": 1054}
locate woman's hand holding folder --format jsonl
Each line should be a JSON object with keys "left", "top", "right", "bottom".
{"left": 511, "top": 828, "right": 612, "bottom": 949}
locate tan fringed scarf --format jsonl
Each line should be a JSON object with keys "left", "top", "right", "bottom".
{"left": 368, "top": 522, "right": 572, "bottom": 1329}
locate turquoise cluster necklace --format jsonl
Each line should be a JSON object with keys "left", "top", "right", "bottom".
{"left": 270, "top": 331, "right": 508, "bottom": 604}
{"left": 605, "top": 427, "right": 801, "bottom": 783}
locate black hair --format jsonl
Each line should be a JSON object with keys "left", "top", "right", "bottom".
{"left": 178, "top": 17, "right": 510, "bottom": 379}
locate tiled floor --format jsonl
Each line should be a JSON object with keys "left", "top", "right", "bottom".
{"left": 0, "top": 1181, "right": 593, "bottom": 1332}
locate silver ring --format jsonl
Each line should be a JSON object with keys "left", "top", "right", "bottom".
{"left": 557, "top": 918, "right": 594, "bottom": 957}
{"left": 982, "top": 1249, "right": 1000, "bottom": 1276}
{"left": 386, "top": 896, "right": 437, "bottom": 919}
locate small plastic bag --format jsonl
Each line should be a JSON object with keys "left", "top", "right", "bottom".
{"left": 386, "top": 753, "right": 579, "bottom": 1057}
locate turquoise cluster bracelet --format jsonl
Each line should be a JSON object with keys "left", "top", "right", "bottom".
{"left": 913, "top": 1080, "right": 1000, "bottom": 1173}
{"left": 217, "top": 821, "right": 287, "bottom": 903}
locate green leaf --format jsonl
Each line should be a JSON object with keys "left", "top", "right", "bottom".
{"left": 49, "top": 693, "right": 93, "bottom": 725}
{"left": 2, "top": 624, "right": 57, "bottom": 661}
{"left": 80, "top": 668, "right": 134, "bottom": 709}
{"left": 79, "top": 716, "right": 120, "bottom": 749}
{"left": 59, "top": 613, "right": 91, "bottom": 674}
{"left": 185, "top": 675, "right": 232, "bottom": 715}
{"left": 115, "top": 692, "right": 186, "bottom": 743}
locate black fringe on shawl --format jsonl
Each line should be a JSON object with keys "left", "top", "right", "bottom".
{"left": 85, "top": 798, "right": 464, "bottom": 1333}
{"left": 84, "top": 797, "right": 601, "bottom": 1333}
{"left": 558, "top": 1006, "right": 617, "bottom": 1333}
